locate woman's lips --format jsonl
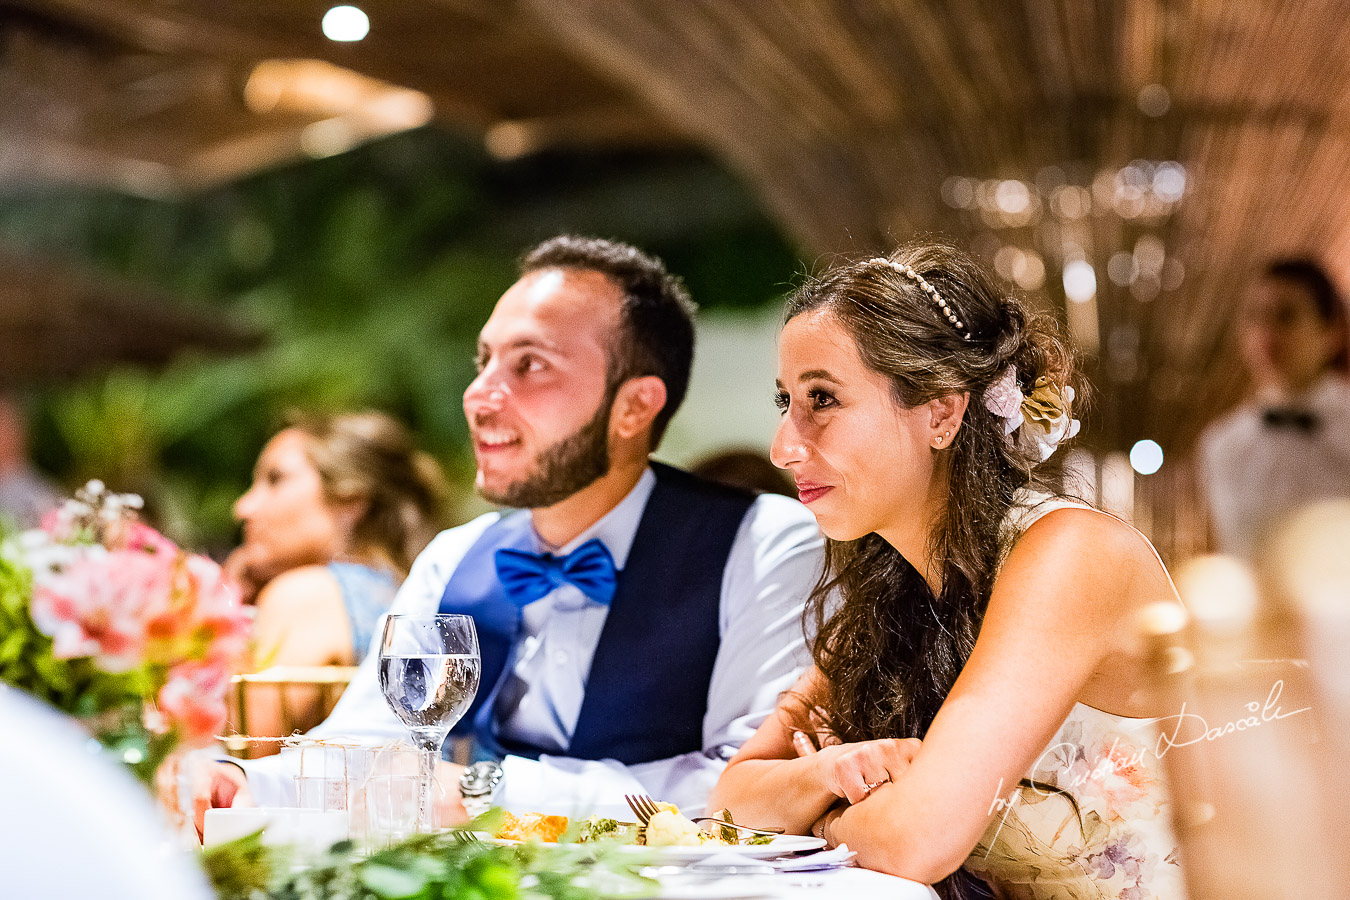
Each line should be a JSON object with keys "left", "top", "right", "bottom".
{"left": 796, "top": 483, "right": 833, "bottom": 504}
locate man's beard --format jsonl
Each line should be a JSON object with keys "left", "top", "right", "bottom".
{"left": 478, "top": 398, "right": 613, "bottom": 509}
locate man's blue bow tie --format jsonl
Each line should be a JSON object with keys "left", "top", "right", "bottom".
{"left": 494, "top": 538, "right": 618, "bottom": 608}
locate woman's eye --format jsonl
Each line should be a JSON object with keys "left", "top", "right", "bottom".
{"left": 773, "top": 391, "right": 789, "bottom": 412}
{"left": 808, "top": 389, "right": 836, "bottom": 410}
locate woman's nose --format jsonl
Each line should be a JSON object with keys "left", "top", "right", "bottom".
{"left": 234, "top": 487, "right": 256, "bottom": 521}
{"left": 770, "top": 415, "right": 806, "bottom": 469}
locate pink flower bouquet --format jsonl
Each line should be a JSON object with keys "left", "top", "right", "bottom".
{"left": 0, "top": 481, "right": 250, "bottom": 783}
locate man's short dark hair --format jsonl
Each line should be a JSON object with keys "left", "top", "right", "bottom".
{"left": 1265, "top": 257, "right": 1349, "bottom": 371}
{"left": 520, "top": 235, "right": 696, "bottom": 448}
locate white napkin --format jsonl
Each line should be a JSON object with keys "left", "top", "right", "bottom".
{"left": 773, "top": 843, "right": 857, "bottom": 872}
{"left": 690, "top": 843, "right": 857, "bottom": 874}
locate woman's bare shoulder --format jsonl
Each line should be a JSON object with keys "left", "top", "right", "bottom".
{"left": 994, "top": 504, "right": 1177, "bottom": 627}
{"left": 253, "top": 565, "right": 344, "bottom": 618}
{"left": 1016, "top": 503, "right": 1161, "bottom": 567}
{"left": 250, "top": 565, "right": 353, "bottom": 668}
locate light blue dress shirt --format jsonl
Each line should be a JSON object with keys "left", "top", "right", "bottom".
{"left": 240, "top": 467, "right": 824, "bottom": 815}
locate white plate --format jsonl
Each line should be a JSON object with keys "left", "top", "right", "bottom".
{"left": 616, "top": 834, "right": 825, "bottom": 862}
{"left": 487, "top": 833, "right": 825, "bottom": 862}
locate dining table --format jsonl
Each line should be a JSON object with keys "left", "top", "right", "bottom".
{"left": 198, "top": 804, "right": 940, "bottom": 900}
{"left": 640, "top": 864, "right": 939, "bottom": 899}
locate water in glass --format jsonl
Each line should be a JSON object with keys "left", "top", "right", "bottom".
{"left": 376, "top": 614, "right": 480, "bottom": 835}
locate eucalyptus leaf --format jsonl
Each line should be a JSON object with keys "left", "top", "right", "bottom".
{"left": 360, "top": 862, "right": 430, "bottom": 898}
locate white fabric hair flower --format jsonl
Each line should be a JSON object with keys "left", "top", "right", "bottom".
{"left": 983, "top": 365, "right": 1025, "bottom": 435}
{"left": 982, "top": 366, "right": 1081, "bottom": 462}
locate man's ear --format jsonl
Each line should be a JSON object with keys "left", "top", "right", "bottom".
{"left": 611, "top": 375, "right": 668, "bottom": 440}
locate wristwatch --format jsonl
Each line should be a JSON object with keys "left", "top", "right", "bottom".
{"left": 458, "top": 760, "right": 504, "bottom": 818}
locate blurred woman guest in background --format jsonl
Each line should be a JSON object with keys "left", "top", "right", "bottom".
{"left": 709, "top": 245, "right": 1185, "bottom": 899}
{"left": 230, "top": 410, "right": 446, "bottom": 747}
{"left": 1199, "top": 259, "right": 1350, "bottom": 559}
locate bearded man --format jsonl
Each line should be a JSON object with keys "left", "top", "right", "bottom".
{"left": 187, "top": 236, "right": 822, "bottom": 828}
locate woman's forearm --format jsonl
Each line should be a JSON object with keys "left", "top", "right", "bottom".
{"left": 830, "top": 785, "right": 969, "bottom": 883}
{"left": 707, "top": 755, "right": 837, "bottom": 833}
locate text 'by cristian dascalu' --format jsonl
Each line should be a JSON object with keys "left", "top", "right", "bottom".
{"left": 982, "top": 680, "right": 1309, "bottom": 838}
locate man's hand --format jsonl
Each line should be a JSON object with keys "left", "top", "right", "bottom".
{"left": 433, "top": 760, "right": 469, "bottom": 827}
{"left": 793, "top": 733, "right": 921, "bottom": 805}
{"left": 157, "top": 757, "right": 254, "bottom": 841}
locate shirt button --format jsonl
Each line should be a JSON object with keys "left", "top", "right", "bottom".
{"left": 552, "top": 650, "right": 569, "bottom": 666}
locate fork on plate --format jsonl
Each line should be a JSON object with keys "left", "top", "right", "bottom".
{"left": 625, "top": 793, "right": 784, "bottom": 836}
{"left": 689, "top": 817, "right": 784, "bottom": 836}
{"left": 624, "top": 793, "right": 663, "bottom": 825}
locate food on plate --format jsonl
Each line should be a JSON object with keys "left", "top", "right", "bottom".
{"left": 575, "top": 816, "right": 642, "bottom": 843}
{"left": 490, "top": 803, "right": 774, "bottom": 847}
{"left": 644, "top": 809, "right": 703, "bottom": 847}
{"left": 495, "top": 810, "right": 569, "bottom": 842}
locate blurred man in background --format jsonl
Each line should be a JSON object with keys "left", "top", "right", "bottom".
{"left": 1199, "top": 259, "right": 1350, "bottom": 558}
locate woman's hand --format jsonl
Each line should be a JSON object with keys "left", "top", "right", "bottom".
{"left": 808, "top": 803, "right": 847, "bottom": 847}
{"left": 794, "top": 731, "right": 921, "bottom": 805}
{"left": 155, "top": 755, "right": 254, "bottom": 842}
{"left": 223, "top": 543, "right": 278, "bottom": 606}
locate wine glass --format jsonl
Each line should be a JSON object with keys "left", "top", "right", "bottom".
{"left": 376, "top": 613, "right": 481, "bottom": 832}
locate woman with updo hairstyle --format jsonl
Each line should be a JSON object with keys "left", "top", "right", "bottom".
{"left": 229, "top": 410, "right": 447, "bottom": 747}
{"left": 708, "top": 242, "right": 1185, "bottom": 900}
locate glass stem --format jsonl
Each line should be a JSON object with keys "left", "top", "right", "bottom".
{"left": 416, "top": 740, "right": 439, "bottom": 833}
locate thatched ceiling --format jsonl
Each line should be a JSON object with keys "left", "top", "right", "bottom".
{"left": 0, "top": 253, "right": 262, "bottom": 382}
{"left": 4, "top": 0, "right": 1349, "bottom": 455}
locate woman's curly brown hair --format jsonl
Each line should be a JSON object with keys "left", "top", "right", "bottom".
{"left": 785, "top": 241, "right": 1082, "bottom": 900}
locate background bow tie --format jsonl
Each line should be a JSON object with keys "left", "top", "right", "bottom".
{"left": 494, "top": 538, "right": 618, "bottom": 608}
{"left": 1262, "top": 406, "right": 1320, "bottom": 433}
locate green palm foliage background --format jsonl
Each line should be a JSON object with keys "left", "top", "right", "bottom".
{"left": 0, "top": 129, "right": 801, "bottom": 551}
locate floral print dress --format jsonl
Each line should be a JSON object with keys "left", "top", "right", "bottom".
{"left": 961, "top": 492, "right": 1186, "bottom": 900}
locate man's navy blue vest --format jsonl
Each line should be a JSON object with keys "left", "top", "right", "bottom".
{"left": 437, "top": 463, "right": 755, "bottom": 765}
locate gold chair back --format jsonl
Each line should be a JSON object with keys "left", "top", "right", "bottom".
{"left": 224, "top": 665, "right": 359, "bottom": 759}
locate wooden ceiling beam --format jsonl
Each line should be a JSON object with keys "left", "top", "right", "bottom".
{"left": 4, "top": 0, "right": 279, "bottom": 61}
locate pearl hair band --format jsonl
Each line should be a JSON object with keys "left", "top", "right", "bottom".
{"left": 868, "top": 257, "right": 973, "bottom": 341}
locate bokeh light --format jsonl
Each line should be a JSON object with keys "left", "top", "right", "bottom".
{"left": 1130, "top": 439, "right": 1164, "bottom": 475}
{"left": 322, "top": 5, "right": 369, "bottom": 42}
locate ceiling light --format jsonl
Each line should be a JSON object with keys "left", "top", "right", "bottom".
{"left": 323, "top": 6, "right": 369, "bottom": 42}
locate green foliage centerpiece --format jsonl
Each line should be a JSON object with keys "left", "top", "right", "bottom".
{"left": 205, "top": 826, "right": 655, "bottom": 900}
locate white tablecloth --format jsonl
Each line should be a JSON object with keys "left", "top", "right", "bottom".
{"left": 652, "top": 866, "right": 938, "bottom": 899}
